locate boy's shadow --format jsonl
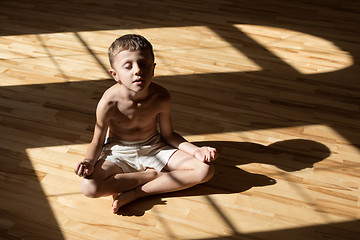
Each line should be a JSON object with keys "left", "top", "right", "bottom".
{"left": 117, "top": 139, "right": 330, "bottom": 216}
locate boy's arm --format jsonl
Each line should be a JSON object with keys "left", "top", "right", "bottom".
{"left": 75, "top": 99, "right": 112, "bottom": 177}
{"left": 159, "top": 94, "right": 217, "bottom": 162}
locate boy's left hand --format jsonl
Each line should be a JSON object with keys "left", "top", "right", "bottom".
{"left": 194, "top": 146, "right": 218, "bottom": 163}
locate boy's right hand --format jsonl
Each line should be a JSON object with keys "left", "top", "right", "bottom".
{"left": 75, "top": 160, "right": 94, "bottom": 177}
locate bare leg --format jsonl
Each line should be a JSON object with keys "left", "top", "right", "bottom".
{"left": 81, "top": 159, "right": 161, "bottom": 198}
{"left": 112, "top": 150, "right": 214, "bottom": 213}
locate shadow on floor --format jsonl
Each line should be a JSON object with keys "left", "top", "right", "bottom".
{"left": 116, "top": 138, "right": 330, "bottom": 216}
{"left": 1, "top": 1, "right": 358, "bottom": 238}
{"left": 190, "top": 219, "right": 360, "bottom": 240}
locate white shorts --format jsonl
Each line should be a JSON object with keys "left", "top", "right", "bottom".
{"left": 99, "top": 133, "right": 177, "bottom": 173}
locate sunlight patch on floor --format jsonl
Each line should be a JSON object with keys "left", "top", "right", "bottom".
{"left": 21, "top": 124, "right": 360, "bottom": 239}
{"left": 0, "top": 26, "right": 263, "bottom": 86}
{"left": 234, "top": 24, "right": 353, "bottom": 74}
{"left": 2, "top": 24, "right": 352, "bottom": 88}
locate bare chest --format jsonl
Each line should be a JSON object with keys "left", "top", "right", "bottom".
{"left": 112, "top": 101, "right": 158, "bottom": 128}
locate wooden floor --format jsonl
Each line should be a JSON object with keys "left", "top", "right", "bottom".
{"left": 1, "top": 0, "right": 359, "bottom": 239}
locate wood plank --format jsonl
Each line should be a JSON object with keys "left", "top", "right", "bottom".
{"left": 0, "top": 0, "right": 359, "bottom": 239}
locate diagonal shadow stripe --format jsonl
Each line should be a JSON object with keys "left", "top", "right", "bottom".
{"left": 1, "top": 0, "right": 359, "bottom": 239}
{"left": 1, "top": 66, "right": 358, "bottom": 237}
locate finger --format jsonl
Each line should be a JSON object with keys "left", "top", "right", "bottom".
{"left": 208, "top": 147, "right": 214, "bottom": 154}
{"left": 210, "top": 151, "right": 215, "bottom": 161}
{"left": 81, "top": 165, "right": 87, "bottom": 177}
{"left": 210, "top": 147, "right": 218, "bottom": 160}
{"left": 205, "top": 151, "right": 210, "bottom": 162}
{"left": 213, "top": 150, "right": 218, "bottom": 160}
{"left": 84, "top": 167, "right": 91, "bottom": 177}
{"left": 199, "top": 155, "right": 206, "bottom": 162}
{"left": 204, "top": 147, "right": 212, "bottom": 161}
{"left": 74, "top": 162, "right": 81, "bottom": 174}
{"left": 208, "top": 147, "right": 214, "bottom": 158}
{"left": 77, "top": 164, "right": 84, "bottom": 177}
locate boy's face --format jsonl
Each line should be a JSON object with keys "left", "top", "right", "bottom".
{"left": 109, "top": 49, "right": 155, "bottom": 93}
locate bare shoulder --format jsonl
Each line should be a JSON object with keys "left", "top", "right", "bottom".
{"left": 96, "top": 84, "right": 119, "bottom": 117}
{"left": 150, "top": 83, "right": 171, "bottom": 103}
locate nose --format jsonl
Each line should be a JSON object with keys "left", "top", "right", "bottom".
{"left": 134, "top": 64, "right": 142, "bottom": 75}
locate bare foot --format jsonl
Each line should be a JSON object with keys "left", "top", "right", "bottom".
{"left": 112, "top": 170, "right": 162, "bottom": 213}
{"left": 112, "top": 190, "right": 138, "bottom": 214}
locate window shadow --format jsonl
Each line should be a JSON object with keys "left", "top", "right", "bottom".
{"left": 154, "top": 71, "right": 360, "bottom": 150}
{"left": 0, "top": 67, "right": 351, "bottom": 234}
{"left": 2, "top": 0, "right": 358, "bottom": 148}
{"left": 0, "top": 80, "right": 112, "bottom": 239}
{"left": 0, "top": 66, "right": 354, "bottom": 237}
{"left": 0, "top": 146, "right": 65, "bottom": 239}
{"left": 189, "top": 220, "right": 360, "bottom": 240}
{"left": 1, "top": 0, "right": 359, "bottom": 238}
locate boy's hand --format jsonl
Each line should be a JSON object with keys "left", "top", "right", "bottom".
{"left": 194, "top": 147, "right": 218, "bottom": 163}
{"left": 75, "top": 160, "right": 94, "bottom": 177}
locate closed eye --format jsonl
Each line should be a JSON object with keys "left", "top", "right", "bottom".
{"left": 124, "top": 63, "right": 132, "bottom": 69}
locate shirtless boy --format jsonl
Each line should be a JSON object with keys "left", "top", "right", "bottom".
{"left": 75, "top": 34, "right": 217, "bottom": 213}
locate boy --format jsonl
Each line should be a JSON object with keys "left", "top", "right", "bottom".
{"left": 75, "top": 34, "right": 217, "bottom": 213}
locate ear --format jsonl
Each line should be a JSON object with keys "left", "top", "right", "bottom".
{"left": 152, "top": 63, "right": 156, "bottom": 76}
{"left": 109, "top": 68, "right": 120, "bottom": 83}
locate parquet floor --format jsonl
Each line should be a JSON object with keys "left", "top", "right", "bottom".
{"left": 0, "top": 0, "right": 359, "bottom": 239}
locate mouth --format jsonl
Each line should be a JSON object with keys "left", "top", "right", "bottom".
{"left": 133, "top": 79, "right": 145, "bottom": 85}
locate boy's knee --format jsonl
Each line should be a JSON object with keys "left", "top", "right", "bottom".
{"left": 81, "top": 179, "right": 101, "bottom": 198}
{"left": 197, "top": 163, "right": 215, "bottom": 183}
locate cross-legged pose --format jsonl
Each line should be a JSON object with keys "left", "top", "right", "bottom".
{"left": 75, "top": 34, "right": 217, "bottom": 213}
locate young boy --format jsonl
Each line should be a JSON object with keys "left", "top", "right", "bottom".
{"left": 75, "top": 34, "right": 217, "bottom": 213}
